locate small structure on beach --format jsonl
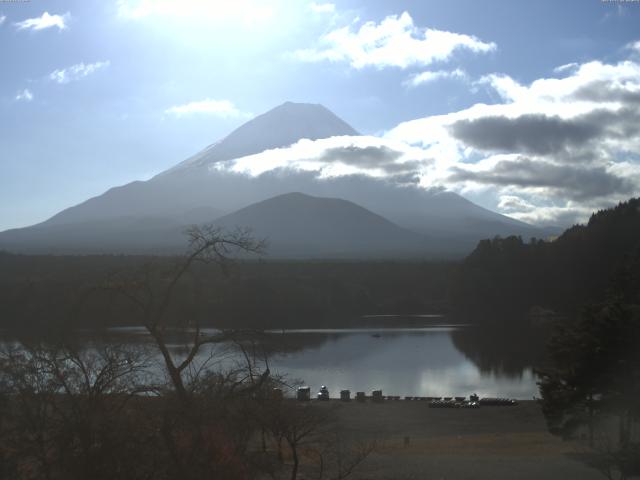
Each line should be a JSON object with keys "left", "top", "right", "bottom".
{"left": 340, "top": 389, "right": 351, "bottom": 401}
{"left": 356, "top": 391, "right": 366, "bottom": 402}
{"left": 372, "top": 390, "right": 383, "bottom": 403}
{"left": 297, "top": 386, "right": 311, "bottom": 401}
{"left": 317, "top": 385, "right": 330, "bottom": 401}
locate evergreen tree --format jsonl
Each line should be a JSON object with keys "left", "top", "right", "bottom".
{"left": 537, "top": 295, "right": 640, "bottom": 478}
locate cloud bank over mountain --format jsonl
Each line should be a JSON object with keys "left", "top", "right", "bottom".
{"left": 217, "top": 135, "right": 428, "bottom": 183}
{"left": 385, "top": 57, "right": 640, "bottom": 225}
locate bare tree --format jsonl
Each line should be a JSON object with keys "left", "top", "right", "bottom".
{"left": 101, "top": 225, "right": 266, "bottom": 402}
{"left": 92, "top": 225, "right": 273, "bottom": 479}
{"left": 312, "top": 428, "right": 377, "bottom": 480}
{"left": 0, "top": 341, "right": 150, "bottom": 480}
{"left": 262, "top": 400, "right": 331, "bottom": 480}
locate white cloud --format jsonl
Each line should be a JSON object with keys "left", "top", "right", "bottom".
{"left": 165, "top": 99, "right": 251, "bottom": 118}
{"left": 310, "top": 2, "right": 335, "bottom": 13}
{"left": 404, "top": 68, "right": 468, "bottom": 87}
{"left": 14, "top": 11, "right": 70, "bottom": 32}
{"left": 214, "top": 135, "right": 430, "bottom": 181}
{"left": 627, "top": 40, "right": 640, "bottom": 53}
{"left": 49, "top": 61, "right": 110, "bottom": 84}
{"left": 505, "top": 203, "right": 593, "bottom": 227}
{"left": 293, "top": 11, "right": 496, "bottom": 69}
{"left": 497, "top": 195, "right": 536, "bottom": 213}
{"left": 15, "top": 88, "right": 33, "bottom": 102}
{"left": 0, "top": 15, "right": 6, "bottom": 26}
{"left": 385, "top": 57, "right": 640, "bottom": 226}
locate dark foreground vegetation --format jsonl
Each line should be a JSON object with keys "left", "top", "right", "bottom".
{"left": 0, "top": 340, "right": 378, "bottom": 480}
{"left": 537, "top": 294, "right": 640, "bottom": 480}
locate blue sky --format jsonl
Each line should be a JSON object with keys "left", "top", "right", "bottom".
{"left": 1, "top": 0, "right": 640, "bottom": 230}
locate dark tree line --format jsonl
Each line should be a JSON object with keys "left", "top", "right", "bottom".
{"left": 451, "top": 198, "right": 640, "bottom": 325}
{"left": 0, "top": 252, "right": 454, "bottom": 333}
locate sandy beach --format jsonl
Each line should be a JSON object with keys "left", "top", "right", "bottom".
{"left": 320, "top": 400, "right": 602, "bottom": 480}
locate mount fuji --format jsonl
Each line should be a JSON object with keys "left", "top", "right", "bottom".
{"left": 0, "top": 102, "right": 547, "bottom": 257}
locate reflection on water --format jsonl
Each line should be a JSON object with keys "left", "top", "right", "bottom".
{"left": 1, "top": 324, "right": 544, "bottom": 400}
{"left": 263, "top": 328, "right": 539, "bottom": 399}
{"left": 451, "top": 326, "right": 548, "bottom": 378}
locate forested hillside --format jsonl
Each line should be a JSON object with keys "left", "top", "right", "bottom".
{"left": 451, "top": 198, "right": 640, "bottom": 324}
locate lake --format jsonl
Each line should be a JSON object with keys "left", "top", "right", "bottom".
{"left": 251, "top": 327, "right": 539, "bottom": 399}
{"left": 1, "top": 322, "right": 543, "bottom": 400}
{"left": 147, "top": 321, "right": 541, "bottom": 400}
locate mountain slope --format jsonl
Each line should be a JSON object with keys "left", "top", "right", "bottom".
{"left": 164, "top": 101, "right": 359, "bottom": 174}
{"left": 213, "top": 192, "right": 429, "bottom": 258}
{"left": 0, "top": 193, "right": 431, "bottom": 257}
{"left": 37, "top": 102, "right": 360, "bottom": 227}
{"left": 0, "top": 216, "right": 190, "bottom": 254}
{"left": 0, "top": 101, "right": 550, "bottom": 257}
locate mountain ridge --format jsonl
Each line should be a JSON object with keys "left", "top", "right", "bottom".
{"left": 212, "top": 192, "right": 430, "bottom": 258}
{"left": 0, "top": 101, "right": 552, "bottom": 257}
{"left": 161, "top": 102, "right": 360, "bottom": 176}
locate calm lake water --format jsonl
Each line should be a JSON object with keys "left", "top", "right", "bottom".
{"left": 2, "top": 322, "right": 543, "bottom": 400}
{"left": 141, "top": 321, "right": 540, "bottom": 400}
{"left": 255, "top": 327, "right": 539, "bottom": 399}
